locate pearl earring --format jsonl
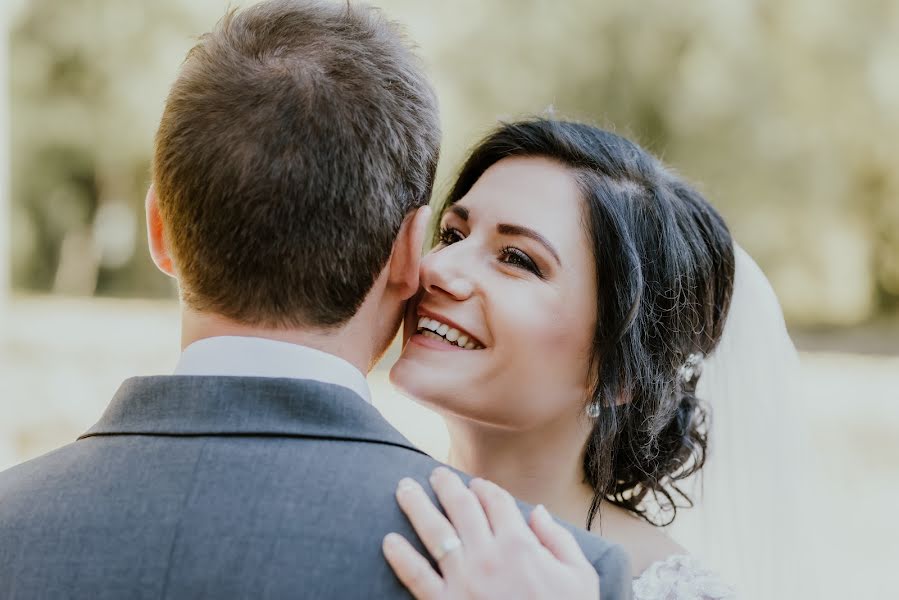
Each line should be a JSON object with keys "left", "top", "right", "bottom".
{"left": 586, "top": 400, "right": 601, "bottom": 418}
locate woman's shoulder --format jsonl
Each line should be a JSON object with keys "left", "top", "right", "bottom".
{"left": 588, "top": 505, "right": 735, "bottom": 598}
{"left": 588, "top": 505, "right": 686, "bottom": 576}
{"left": 632, "top": 555, "right": 736, "bottom": 600}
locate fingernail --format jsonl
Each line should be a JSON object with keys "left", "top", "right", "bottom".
{"left": 383, "top": 533, "right": 402, "bottom": 550}
{"left": 469, "top": 477, "right": 490, "bottom": 490}
{"left": 430, "top": 466, "right": 449, "bottom": 484}
{"left": 397, "top": 478, "right": 420, "bottom": 493}
{"left": 534, "top": 504, "right": 550, "bottom": 521}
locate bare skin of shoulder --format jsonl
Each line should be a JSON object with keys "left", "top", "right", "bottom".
{"left": 588, "top": 503, "right": 686, "bottom": 578}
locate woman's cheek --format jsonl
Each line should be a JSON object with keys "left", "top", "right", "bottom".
{"left": 537, "top": 303, "right": 584, "bottom": 350}
{"left": 535, "top": 313, "right": 593, "bottom": 389}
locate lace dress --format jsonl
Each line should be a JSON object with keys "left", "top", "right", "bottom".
{"left": 632, "top": 555, "right": 736, "bottom": 599}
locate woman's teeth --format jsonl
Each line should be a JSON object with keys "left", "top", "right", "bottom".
{"left": 416, "top": 317, "right": 483, "bottom": 350}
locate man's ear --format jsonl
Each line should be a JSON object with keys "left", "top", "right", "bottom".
{"left": 387, "top": 205, "right": 432, "bottom": 300}
{"left": 145, "top": 186, "right": 176, "bottom": 278}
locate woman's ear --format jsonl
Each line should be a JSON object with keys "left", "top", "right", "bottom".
{"left": 387, "top": 205, "right": 432, "bottom": 300}
{"left": 145, "top": 186, "right": 176, "bottom": 278}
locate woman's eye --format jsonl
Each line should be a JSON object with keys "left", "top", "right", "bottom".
{"left": 500, "top": 246, "right": 543, "bottom": 278}
{"left": 438, "top": 226, "right": 464, "bottom": 246}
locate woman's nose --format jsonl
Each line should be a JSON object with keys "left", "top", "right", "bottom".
{"left": 420, "top": 246, "right": 475, "bottom": 300}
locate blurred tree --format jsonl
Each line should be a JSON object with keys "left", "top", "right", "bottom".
{"left": 10, "top": 0, "right": 203, "bottom": 298}
{"left": 416, "top": 0, "right": 899, "bottom": 325}
{"left": 9, "top": 0, "right": 899, "bottom": 325}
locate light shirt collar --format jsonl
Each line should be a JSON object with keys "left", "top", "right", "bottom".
{"left": 173, "top": 336, "right": 371, "bottom": 404}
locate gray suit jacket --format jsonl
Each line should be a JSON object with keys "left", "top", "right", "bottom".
{"left": 0, "top": 376, "right": 632, "bottom": 599}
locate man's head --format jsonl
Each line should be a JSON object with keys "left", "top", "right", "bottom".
{"left": 147, "top": 0, "right": 439, "bottom": 361}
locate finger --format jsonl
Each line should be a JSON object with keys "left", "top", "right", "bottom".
{"left": 469, "top": 478, "right": 535, "bottom": 539}
{"left": 429, "top": 467, "right": 492, "bottom": 547}
{"left": 383, "top": 533, "right": 444, "bottom": 600}
{"left": 396, "top": 477, "right": 464, "bottom": 574}
{"left": 529, "top": 504, "right": 591, "bottom": 567}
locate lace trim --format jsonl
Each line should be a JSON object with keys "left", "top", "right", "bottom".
{"left": 632, "top": 554, "right": 736, "bottom": 600}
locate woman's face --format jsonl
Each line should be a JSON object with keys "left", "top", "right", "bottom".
{"left": 389, "top": 156, "right": 599, "bottom": 431}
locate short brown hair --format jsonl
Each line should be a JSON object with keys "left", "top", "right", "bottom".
{"left": 153, "top": 0, "right": 439, "bottom": 327}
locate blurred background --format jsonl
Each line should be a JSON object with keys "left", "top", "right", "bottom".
{"left": 0, "top": 0, "right": 896, "bottom": 598}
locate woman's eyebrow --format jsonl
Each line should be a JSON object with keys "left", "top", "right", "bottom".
{"left": 448, "top": 204, "right": 562, "bottom": 267}
{"left": 448, "top": 204, "right": 469, "bottom": 221}
{"left": 497, "top": 223, "right": 562, "bottom": 267}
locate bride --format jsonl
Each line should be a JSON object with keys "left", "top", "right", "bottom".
{"left": 380, "top": 119, "right": 797, "bottom": 598}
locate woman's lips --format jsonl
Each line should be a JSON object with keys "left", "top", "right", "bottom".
{"left": 415, "top": 309, "right": 485, "bottom": 349}
{"left": 409, "top": 332, "right": 473, "bottom": 352}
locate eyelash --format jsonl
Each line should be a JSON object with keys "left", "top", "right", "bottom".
{"left": 437, "top": 226, "right": 464, "bottom": 246}
{"left": 437, "top": 226, "right": 544, "bottom": 278}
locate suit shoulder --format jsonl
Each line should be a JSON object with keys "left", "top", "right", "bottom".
{"left": 563, "top": 522, "right": 633, "bottom": 599}
{"left": 0, "top": 441, "right": 83, "bottom": 484}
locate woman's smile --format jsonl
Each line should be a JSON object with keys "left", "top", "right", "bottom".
{"left": 411, "top": 306, "right": 486, "bottom": 351}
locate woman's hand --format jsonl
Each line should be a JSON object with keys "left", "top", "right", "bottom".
{"left": 383, "top": 467, "right": 600, "bottom": 600}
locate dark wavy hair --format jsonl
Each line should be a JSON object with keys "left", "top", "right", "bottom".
{"left": 439, "top": 119, "right": 735, "bottom": 529}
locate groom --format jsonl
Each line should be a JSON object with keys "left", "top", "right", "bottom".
{"left": 0, "top": 1, "right": 630, "bottom": 597}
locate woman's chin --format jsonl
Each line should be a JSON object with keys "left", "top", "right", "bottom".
{"left": 391, "top": 355, "right": 463, "bottom": 410}
{"left": 391, "top": 349, "right": 524, "bottom": 429}
{"left": 387, "top": 357, "right": 408, "bottom": 389}
{"left": 388, "top": 354, "right": 427, "bottom": 399}
{"left": 391, "top": 341, "right": 440, "bottom": 384}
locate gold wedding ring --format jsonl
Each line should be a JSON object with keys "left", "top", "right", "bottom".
{"left": 432, "top": 535, "right": 462, "bottom": 562}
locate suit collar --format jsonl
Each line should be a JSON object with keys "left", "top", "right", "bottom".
{"left": 173, "top": 336, "right": 372, "bottom": 404}
{"left": 79, "top": 376, "right": 427, "bottom": 456}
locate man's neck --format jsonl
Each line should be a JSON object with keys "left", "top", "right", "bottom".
{"left": 180, "top": 308, "right": 374, "bottom": 374}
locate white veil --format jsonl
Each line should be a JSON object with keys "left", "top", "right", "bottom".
{"left": 667, "top": 245, "right": 812, "bottom": 599}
